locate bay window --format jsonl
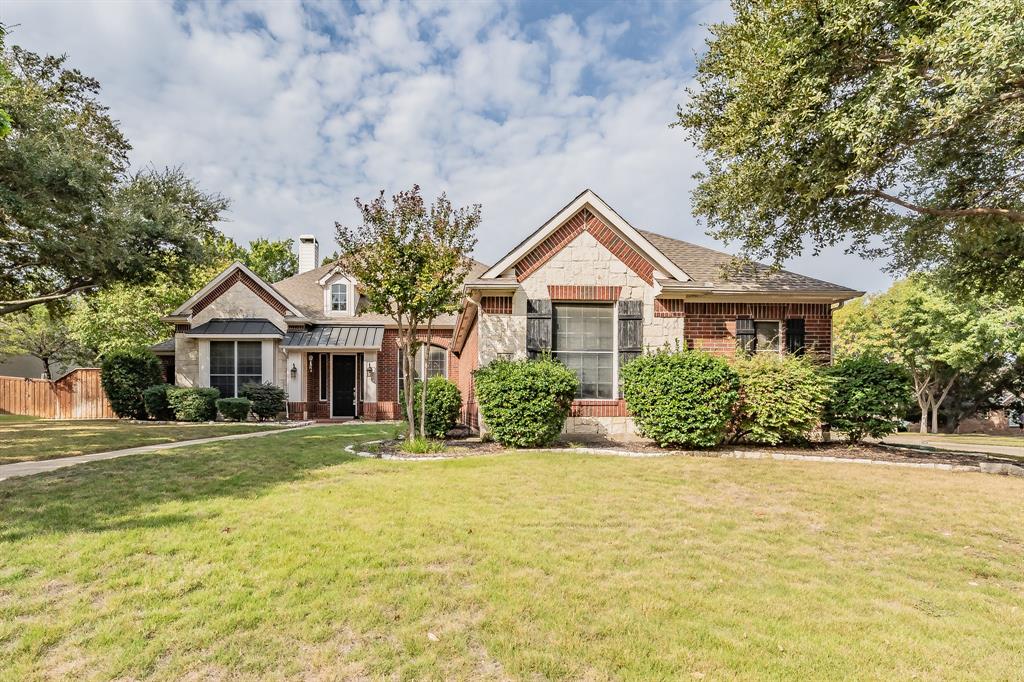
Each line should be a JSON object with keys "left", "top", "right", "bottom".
{"left": 210, "top": 341, "right": 262, "bottom": 397}
{"left": 552, "top": 303, "right": 614, "bottom": 399}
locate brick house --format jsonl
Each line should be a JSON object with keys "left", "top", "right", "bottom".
{"left": 162, "top": 189, "right": 861, "bottom": 435}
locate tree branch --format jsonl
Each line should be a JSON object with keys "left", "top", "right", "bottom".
{"left": 858, "top": 189, "right": 1024, "bottom": 223}
{"left": 0, "top": 282, "right": 98, "bottom": 316}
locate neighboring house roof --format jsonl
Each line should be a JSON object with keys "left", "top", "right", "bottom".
{"left": 150, "top": 338, "right": 175, "bottom": 354}
{"left": 282, "top": 325, "right": 385, "bottom": 350}
{"left": 639, "top": 230, "right": 862, "bottom": 296}
{"left": 187, "top": 318, "right": 284, "bottom": 336}
{"left": 272, "top": 259, "right": 489, "bottom": 325}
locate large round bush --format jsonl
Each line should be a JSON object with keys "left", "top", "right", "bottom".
{"left": 216, "top": 397, "right": 252, "bottom": 422}
{"left": 167, "top": 387, "right": 220, "bottom": 422}
{"left": 100, "top": 350, "right": 163, "bottom": 419}
{"left": 142, "top": 383, "right": 175, "bottom": 421}
{"left": 474, "top": 357, "right": 578, "bottom": 448}
{"left": 620, "top": 349, "right": 739, "bottom": 448}
{"left": 826, "top": 354, "right": 912, "bottom": 442}
{"left": 240, "top": 382, "right": 286, "bottom": 421}
{"left": 413, "top": 377, "right": 462, "bottom": 438}
{"left": 730, "top": 353, "right": 833, "bottom": 444}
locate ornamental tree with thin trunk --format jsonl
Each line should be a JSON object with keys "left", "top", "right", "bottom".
{"left": 676, "top": 0, "right": 1024, "bottom": 297}
{"left": 335, "top": 186, "right": 479, "bottom": 440}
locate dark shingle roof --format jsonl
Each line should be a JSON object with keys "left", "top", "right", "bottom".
{"left": 639, "top": 230, "right": 861, "bottom": 295}
{"left": 150, "top": 338, "right": 175, "bottom": 353}
{"left": 188, "top": 318, "right": 284, "bottom": 336}
{"left": 282, "top": 325, "right": 385, "bottom": 349}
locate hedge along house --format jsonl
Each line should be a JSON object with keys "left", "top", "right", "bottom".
{"left": 163, "top": 189, "right": 860, "bottom": 433}
{"left": 451, "top": 189, "right": 862, "bottom": 438}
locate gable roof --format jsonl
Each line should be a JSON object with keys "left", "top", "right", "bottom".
{"left": 481, "top": 189, "right": 690, "bottom": 282}
{"left": 639, "top": 230, "right": 861, "bottom": 296}
{"left": 170, "top": 261, "right": 304, "bottom": 318}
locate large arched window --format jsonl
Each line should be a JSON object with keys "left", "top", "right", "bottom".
{"left": 397, "top": 344, "right": 447, "bottom": 395}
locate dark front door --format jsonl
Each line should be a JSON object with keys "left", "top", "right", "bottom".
{"left": 331, "top": 355, "right": 356, "bottom": 417}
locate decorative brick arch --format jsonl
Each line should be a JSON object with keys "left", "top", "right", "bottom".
{"left": 513, "top": 208, "right": 655, "bottom": 284}
{"left": 192, "top": 269, "right": 289, "bottom": 316}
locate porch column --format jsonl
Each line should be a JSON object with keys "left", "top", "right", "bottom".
{"left": 363, "top": 351, "right": 378, "bottom": 420}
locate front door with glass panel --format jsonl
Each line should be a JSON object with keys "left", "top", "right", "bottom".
{"left": 331, "top": 355, "right": 356, "bottom": 417}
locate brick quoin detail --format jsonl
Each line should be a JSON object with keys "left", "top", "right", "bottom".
{"left": 192, "top": 270, "right": 289, "bottom": 316}
{"left": 514, "top": 208, "right": 655, "bottom": 284}
{"left": 548, "top": 285, "right": 622, "bottom": 301}
{"left": 480, "top": 296, "right": 512, "bottom": 314}
{"left": 654, "top": 299, "right": 686, "bottom": 317}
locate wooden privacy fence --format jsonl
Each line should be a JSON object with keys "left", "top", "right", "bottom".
{"left": 0, "top": 368, "right": 116, "bottom": 419}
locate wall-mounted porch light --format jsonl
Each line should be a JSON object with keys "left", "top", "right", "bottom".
{"left": 290, "top": 362, "right": 298, "bottom": 379}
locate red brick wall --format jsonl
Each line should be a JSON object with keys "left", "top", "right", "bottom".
{"left": 457, "top": 318, "right": 480, "bottom": 428}
{"left": 377, "top": 327, "right": 457, "bottom": 419}
{"left": 682, "top": 302, "right": 832, "bottom": 360}
{"left": 571, "top": 399, "right": 628, "bottom": 417}
{"left": 548, "top": 285, "right": 622, "bottom": 301}
{"left": 481, "top": 296, "right": 512, "bottom": 314}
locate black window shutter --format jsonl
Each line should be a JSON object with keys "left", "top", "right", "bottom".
{"left": 736, "top": 318, "right": 756, "bottom": 354}
{"left": 786, "top": 318, "right": 806, "bottom": 355}
{"left": 526, "top": 299, "right": 552, "bottom": 357}
{"left": 618, "top": 299, "right": 643, "bottom": 367}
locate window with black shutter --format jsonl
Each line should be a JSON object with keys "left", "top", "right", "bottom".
{"left": 526, "top": 298, "right": 552, "bottom": 358}
{"left": 786, "top": 318, "right": 806, "bottom": 355}
{"left": 617, "top": 299, "right": 643, "bottom": 368}
{"left": 736, "top": 318, "right": 756, "bottom": 354}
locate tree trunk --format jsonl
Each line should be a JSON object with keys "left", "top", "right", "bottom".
{"left": 913, "top": 375, "right": 932, "bottom": 434}
{"left": 40, "top": 355, "right": 53, "bottom": 381}
{"left": 420, "top": 319, "right": 432, "bottom": 439}
{"left": 931, "top": 373, "right": 959, "bottom": 434}
{"left": 396, "top": 315, "right": 418, "bottom": 441}
{"left": 930, "top": 402, "right": 940, "bottom": 434}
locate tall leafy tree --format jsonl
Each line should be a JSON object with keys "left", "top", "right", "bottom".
{"left": 677, "top": 0, "right": 1024, "bottom": 296}
{"left": 0, "top": 41, "right": 228, "bottom": 315}
{"left": 834, "top": 277, "right": 1024, "bottom": 433}
{"left": 243, "top": 237, "right": 298, "bottom": 282}
{"left": 335, "top": 186, "right": 479, "bottom": 440}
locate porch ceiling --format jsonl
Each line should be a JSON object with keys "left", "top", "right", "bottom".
{"left": 283, "top": 325, "right": 385, "bottom": 350}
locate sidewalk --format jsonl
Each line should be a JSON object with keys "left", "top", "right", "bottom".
{"left": 881, "top": 433, "right": 1024, "bottom": 459}
{"left": 0, "top": 422, "right": 313, "bottom": 481}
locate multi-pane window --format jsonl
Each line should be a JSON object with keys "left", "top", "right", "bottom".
{"left": 210, "top": 341, "right": 262, "bottom": 397}
{"left": 397, "top": 345, "right": 447, "bottom": 395}
{"left": 330, "top": 283, "right": 347, "bottom": 312}
{"left": 552, "top": 303, "right": 614, "bottom": 399}
{"left": 737, "top": 320, "right": 782, "bottom": 354}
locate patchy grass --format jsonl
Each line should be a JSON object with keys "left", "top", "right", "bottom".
{"left": 0, "top": 424, "right": 1022, "bottom": 679}
{"left": 0, "top": 419, "right": 291, "bottom": 464}
{"left": 0, "top": 414, "right": 40, "bottom": 424}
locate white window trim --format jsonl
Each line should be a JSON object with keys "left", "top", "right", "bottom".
{"left": 397, "top": 344, "right": 448, "bottom": 395}
{"left": 329, "top": 282, "right": 348, "bottom": 313}
{"left": 322, "top": 274, "right": 355, "bottom": 317}
{"left": 550, "top": 301, "right": 618, "bottom": 401}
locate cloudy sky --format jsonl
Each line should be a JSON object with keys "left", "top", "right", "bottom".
{"left": 3, "top": 0, "right": 891, "bottom": 292}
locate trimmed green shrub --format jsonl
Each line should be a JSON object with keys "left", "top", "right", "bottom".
{"left": 826, "top": 354, "right": 912, "bottom": 443}
{"left": 100, "top": 350, "right": 164, "bottom": 419}
{"left": 474, "top": 357, "right": 578, "bottom": 447}
{"left": 240, "top": 382, "right": 286, "bottom": 421}
{"left": 142, "top": 383, "right": 175, "bottom": 421}
{"left": 216, "top": 397, "right": 252, "bottom": 422}
{"left": 730, "top": 353, "right": 834, "bottom": 445}
{"left": 621, "top": 348, "right": 739, "bottom": 448}
{"left": 413, "top": 377, "right": 462, "bottom": 438}
{"left": 167, "top": 387, "right": 220, "bottom": 422}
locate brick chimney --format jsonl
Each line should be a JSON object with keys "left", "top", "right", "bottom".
{"left": 298, "top": 235, "right": 319, "bottom": 274}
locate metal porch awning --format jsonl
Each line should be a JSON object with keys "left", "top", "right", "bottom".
{"left": 282, "top": 325, "right": 385, "bottom": 350}
{"left": 186, "top": 318, "right": 284, "bottom": 336}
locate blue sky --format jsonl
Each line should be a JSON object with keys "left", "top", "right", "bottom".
{"left": 2, "top": 0, "right": 891, "bottom": 291}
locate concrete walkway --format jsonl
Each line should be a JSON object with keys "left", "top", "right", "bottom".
{"left": 881, "top": 433, "right": 1024, "bottom": 459}
{"left": 0, "top": 423, "right": 314, "bottom": 481}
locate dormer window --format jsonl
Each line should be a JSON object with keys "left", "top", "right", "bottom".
{"left": 330, "top": 283, "right": 347, "bottom": 312}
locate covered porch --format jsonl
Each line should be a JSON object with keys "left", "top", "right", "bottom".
{"left": 282, "top": 326, "right": 385, "bottom": 420}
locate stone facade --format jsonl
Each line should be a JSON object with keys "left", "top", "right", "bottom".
{"left": 191, "top": 281, "right": 287, "bottom": 330}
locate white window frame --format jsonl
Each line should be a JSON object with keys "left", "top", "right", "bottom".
{"left": 322, "top": 274, "right": 355, "bottom": 317}
{"left": 397, "top": 344, "right": 448, "bottom": 395}
{"left": 754, "top": 320, "right": 783, "bottom": 354}
{"left": 550, "top": 302, "right": 618, "bottom": 401}
{"left": 330, "top": 283, "right": 347, "bottom": 312}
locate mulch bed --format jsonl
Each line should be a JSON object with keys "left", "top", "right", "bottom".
{"left": 377, "top": 436, "right": 1018, "bottom": 467}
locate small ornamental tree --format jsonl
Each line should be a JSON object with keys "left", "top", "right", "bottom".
{"left": 620, "top": 348, "right": 739, "bottom": 448}
{"left": 413, "top": 377, "right": 462, "bottom": 439}
{"left": 100, "top": 349, "right": 163, "bottom": 419}
{"left": 335, "top": 186, "right": 479, "bottom": 440}
{"left": 730, "top": 353, "right": 833, "bottom": 445}
{"left": 474, "top": 358, "right": 578, "bottom": 448}
{"left": 826, "top": 354, "right": 913, "bottom": 443}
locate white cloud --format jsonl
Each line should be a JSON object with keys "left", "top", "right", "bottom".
{"left": 1, "top": 0, "right": 892, "bottom": 292}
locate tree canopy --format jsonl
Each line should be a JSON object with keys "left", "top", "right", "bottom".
{"left": 0, "top": 41, "right": 228, "bottom": 315}
{"left": 834, "top": 276, "right": 1024, "bottom": 432}
{"left": 677, "top": 0, "right": 1024, "bottom": 296}
{"left": 335, "top": 186, "right": 479, "bottom": 438}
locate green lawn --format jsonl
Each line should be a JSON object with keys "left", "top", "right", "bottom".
{"left": 0, "top": 419, "right": 290, "bottom": 464}
{"left": 1, "top": 424, "right": 1022, "bottom": 680}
